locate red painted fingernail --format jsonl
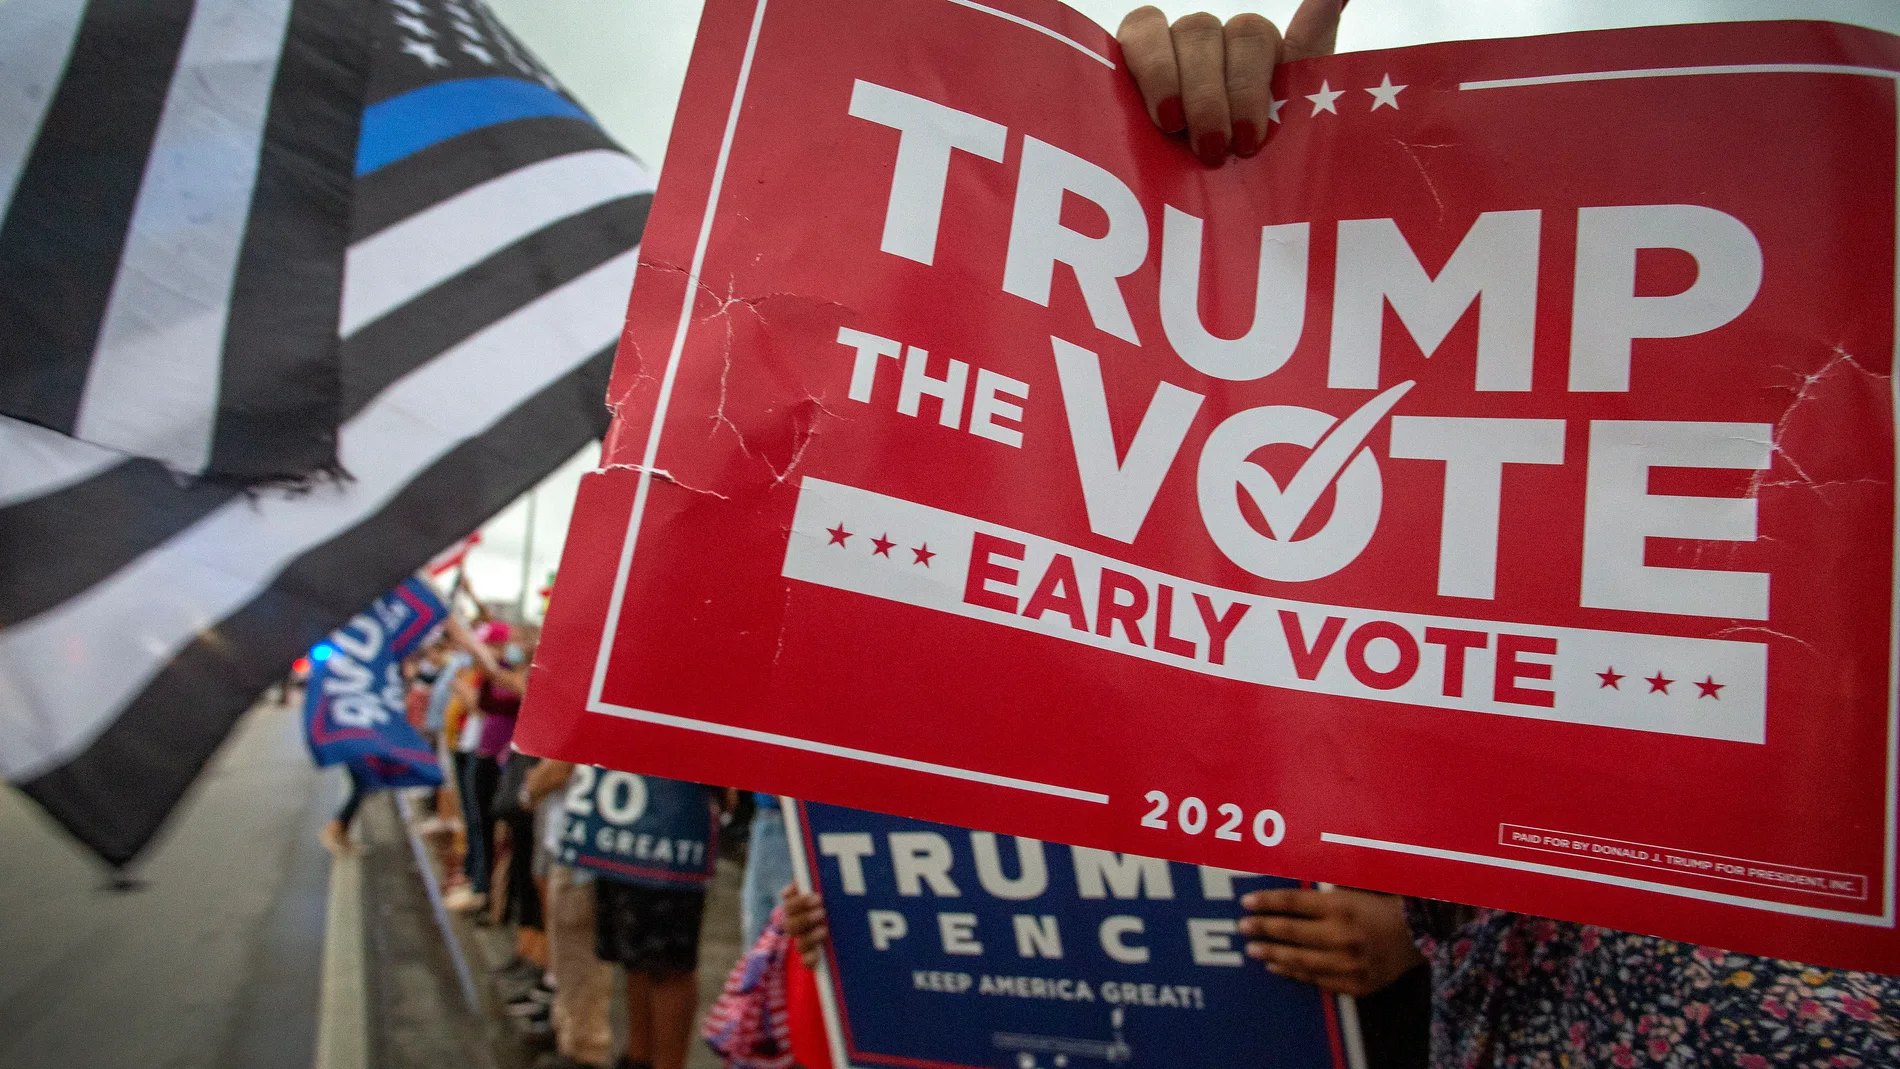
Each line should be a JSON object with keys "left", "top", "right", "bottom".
{"left": 1233, "top": 120, "right": 1261, "bottom": 157}
{"left": 1195, "top": 130, "right": 1228, "bottom": 167}
{"left": 1156, "top": 96, "right": 1185, "bottom": 132}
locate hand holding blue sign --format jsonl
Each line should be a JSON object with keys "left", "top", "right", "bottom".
{"left": 1238, "top": 888, "right": 1422, "bottom": 999}
{"left": 783, "top": 885, "right": 830, "bottom": 970}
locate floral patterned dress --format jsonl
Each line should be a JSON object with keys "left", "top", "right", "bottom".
{"left": 1405, "top": 901, "right": 1900, "bottom": 1068}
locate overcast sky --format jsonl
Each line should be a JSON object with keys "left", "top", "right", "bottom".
{"left": 465, "top": 0, "right": 1900, "bottom": 617}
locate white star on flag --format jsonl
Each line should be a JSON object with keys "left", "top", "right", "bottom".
{"left": 392, "top": 12, "right": 434, "bottom": 38}
{"left": 1367, "top": 74, "right": 1407, "bottom": 110}
{"left": 390, "top": 0, "right": 425, "bottom": 14}
{"left": 1306, "top": 80, "right": 1342, "bottom": 115}
{"left": 1268, "top": 95, "right": 1286, "bottom": 123}
{"left": 451, "top": 17, "right": 484, "bottom": 40}
{"left": 459, "top": 40, "right": 494, "bottom": 64}
{"left": 400, "top": 37, "right": 449, "bottom": 68}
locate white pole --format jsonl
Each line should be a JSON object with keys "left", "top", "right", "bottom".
{"left": 517, "top": 490, "right": 537, "bottom": 621}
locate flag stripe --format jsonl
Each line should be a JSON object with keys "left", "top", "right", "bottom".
{"left": 19, "top": 347, "right": 615, "bottom": 864}
{"left": 73, "top": 0, "right": 299, "bottom": 473}
{"left": 0, "top": 191, "right": 646, "bottom": 634}
{"left": 355, "top": 75, "right": 590, "bottom": 175}
{"left": 0, "top": 0, "right": 90, "bottom": 228}
{"left": 0, "top": 247, "right": 638, "bottom": 781}
{"left": 341, "top": 148, "right": 649, "bottom": 336}
{"left": 0, "top": 459, "right": 235, "bottom": 632}
{"left": 206, "top": 0, "right": 369, "bottom": 477}
{"left": 343, "top": 193, "right": 650, "bottom": 412}
{"left": 348, "top": 113, "right": 620, "bottom": 241}
{"left": 0, "top": 0, "right": 198, "bottom": 437}
{"left": 0, "top": 418, "right": 120, "bottom": 511}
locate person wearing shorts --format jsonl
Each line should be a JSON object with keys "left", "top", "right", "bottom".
{"left": 590, "top": 776, "right": 721, "bottom": 1069}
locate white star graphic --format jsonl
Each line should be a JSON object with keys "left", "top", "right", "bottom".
{"left": 390, "top": 0, "right": 425, "bottom": 14}
{"left": 1367, "top": 73, "right": 1407, "bottom": 110}
{"left": 459, "top": 39, "right": 494, "bottom": 64}
{"left": 399, "top": 37, "right": 449, "bottom": 68}
{"left": 392, "top": 12, "right": 433, "bottom": 38}
{"left": 1267, "top": 95, "right": 1286, "bottom": 123}
{"left": 1306, "top": 80, "right": 1342, "bottom": 116}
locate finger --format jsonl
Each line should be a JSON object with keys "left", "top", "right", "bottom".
{"left": 1117, "top": 7, "right": 1184, "bottom": 132}
{"left": 1221, "top": 14, "right": 1279, "bottom": 157}
{"left": 1254, "top": 957, "right": 1367, "bottom": 996}
{"left": 1282, "top": 0, "right": 1344, "bottom": 62}
{"left": 1261, "top": 963, "right": 1334, "bottom": 989}
{"left": 1246, "top": 941, "right": 1352, "bottom": 976}
{"left": 785, "top": 900, "right": 825, "bottom": 930}
{"left": 1241, "top": 888, "right": 1334, "bottom": 917}
{"left": 1237, "top": 914, "right": 1344, "bottom": 948}
{"left": 795, "top": 923, "right": 829, "bottom": 951}
{"left": 1170, "top": 11, "right": 1230, "bottom": 165}
{"left": 795, "top": 927, "right": 829, "bottom": 969}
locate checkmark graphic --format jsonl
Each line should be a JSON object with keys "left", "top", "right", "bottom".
{"left": 1235, "top": 380, "right": 1415, "bottom": 541}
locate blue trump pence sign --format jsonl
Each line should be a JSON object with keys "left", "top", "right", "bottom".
{"left": 786, "top": 801, "right": 1351, "bottom": 1069}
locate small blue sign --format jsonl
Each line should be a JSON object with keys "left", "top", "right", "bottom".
{"left": 557, "top": 767, "right": 719, "bottom": 888}
{"left": 303, "top": 577, "right": 446, "bottom": 787}
{"left": 789, "top": 801, "right": 1347, "bottom": 1069}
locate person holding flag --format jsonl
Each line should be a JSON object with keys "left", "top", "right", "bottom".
{"left": 303, "top": 575, "right": 452, "bottom": 854}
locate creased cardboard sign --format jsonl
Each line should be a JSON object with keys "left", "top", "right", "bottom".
{"left": 519, "top": 0, "right": 1900, "bottom": 971}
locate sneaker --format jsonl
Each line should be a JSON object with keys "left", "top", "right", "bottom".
{"left": 443, "top": 887, "right": 487, "bottom": 913}
{"left": 505, "top": 984, "right": 554, "bottom": 1016}
{"left": 496, "top": 969, "right": 544, "bottom": 1000}
{"left": 414, "top": 815, "right": 452, "bottom": 836}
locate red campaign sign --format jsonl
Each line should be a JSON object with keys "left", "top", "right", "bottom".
{"left": 517, "top": 0, "right": 1900, "bottom": 971}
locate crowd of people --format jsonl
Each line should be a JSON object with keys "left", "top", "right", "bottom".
{"left": 315, "top": 597, "right": 1900, "bottom": 1069}
{"left": 309, "top": 587, "right": 745, "bottom": 1069}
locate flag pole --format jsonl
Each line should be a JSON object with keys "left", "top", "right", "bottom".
{"left": 516, "top": 489, "right": 537, "bottom": 622}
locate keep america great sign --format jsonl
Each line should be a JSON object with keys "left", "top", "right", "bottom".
{"left": 518, "top": 0, "right": 1900, "bottom": 971}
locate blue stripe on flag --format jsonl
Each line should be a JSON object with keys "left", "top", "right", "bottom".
{"left": 355, "top": 77, "right": 592, "bottom": 175}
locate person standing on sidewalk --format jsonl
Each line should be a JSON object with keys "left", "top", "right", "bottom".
{"left": 446, "top": 619, "right": 525, "bottom": 914}
{"left": 524, "top": 758, "right": 615, "bottom": 1069}
{"left": 593, "top": 775, "right": 723, "bottom": 1069}
{"left": 738, "top": 793, "right": 794, "bottom": 951}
